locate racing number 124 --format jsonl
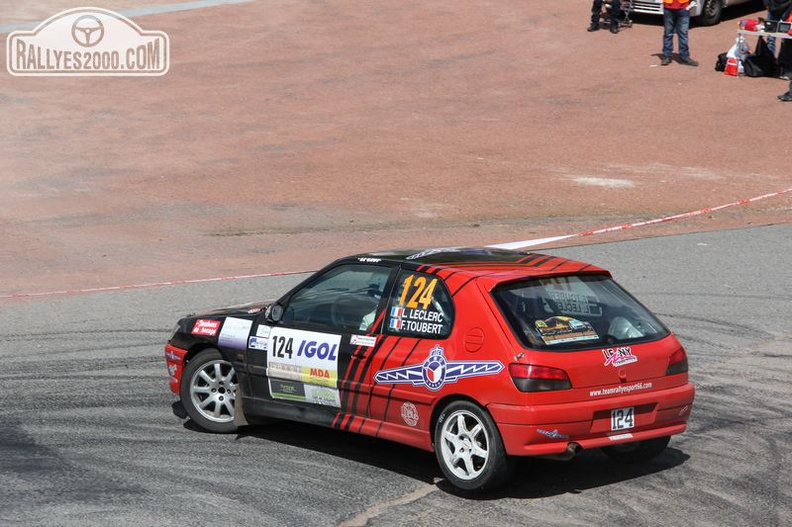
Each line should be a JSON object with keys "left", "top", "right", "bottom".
{"left": 399, "top": 275, "right": 437, "bottom": 309}
{"left": 271, "top": 335, "right": 293, "bottom": 359}
{"left": 611, "top": 407, "right": 635, "bottom": 431}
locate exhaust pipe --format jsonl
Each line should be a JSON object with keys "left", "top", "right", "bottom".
{"left": 537, "top": 442, "right": 580, "bottom": 461}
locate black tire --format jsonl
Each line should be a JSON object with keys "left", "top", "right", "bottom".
{"left": 697, "top": 0, "right": 722, "bottom": 26}
{"left": 180, "top": 349, "right": 239, "bottom": 433}
{"left": 433, "top": 401, "right": 512, "bottom": 492}
{"left": 601, "top": 436, "right": 670, "bottom": 463}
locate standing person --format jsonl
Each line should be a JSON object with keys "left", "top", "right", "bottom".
{"left": 589, "top": 0, "right": 622, "bottom": 34}
{"left": 660, "top": 0, "right": 698, "bottom": 66}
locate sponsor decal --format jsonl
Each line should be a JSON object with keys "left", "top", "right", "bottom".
{"left": 537, "top": 428, "right": 569, "bottom": 439}
{"left": 388, "top": 318, "right": 445, "bottom": 335}
{"left": 535, "top": 316, "right": 598, "bottom": 345}
{"left": 305, "top": 385, "right": 341, "bottom": 407}
{"left": 590, "top": 381, "right": 652, "bottom": 397}
{"left": 256, "top": 325, "right": 272, "bottom": 338}
{"left": 405, "top": 248, "right": 459, "bottom": 260}
{"left": 608, "top": 433, "right": 634, "bottom": 441}
{"left": 267, "top": 328, "right": 341, "bottom": 389}
{"left": 357, "top": 257, "right": 381, "bottom": 263}
{"left": 6, "top": 7, "right": 169, "bottom": 76}
{"left": 218, "top": 317, "right": 253, "bottom": 350}
{"left": 389, "top": 306, "right": 445, "bottom": 335}
{"left": 391, "top": 306, "right": 443, "bottom": 323}
{"left": 350, "top": 335, "right": 377, "bottom": 348}
{"left": 546, "top": 289, "right": 603, "bottom": 317}
{"left": 602, "top": 346, "right": 638, "bottom": 367}
{"left": 374, "top": 345, "right": 504, "bottom": 392}
{"left": 165, "top": 349, "right": 180, "bottom": 361}
{"left": 191, "top": 319, "right": 221, "bottom": 337}
{"left": 269, "top": 378, "right": 304, "bottom": 399}
{"left": 268, "top": 379, "right": 340, "bottom": 408}
{"left": 267, "top": 362, "right": 302, "bottom": 380}
{"left": 400, "top": 402, "right": 419, "bottom": 427}
{"left": 248, "top": 336, "right": 268, "bottom": 351}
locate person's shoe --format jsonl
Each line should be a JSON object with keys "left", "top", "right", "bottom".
{"left": 587, "top": 22, "right": 600, "bottom": 31}
{"left": 660, "top": 56, "right": 672, "bottom": 66}
{"left": 610, "top": 24, "right": 619, "bottom": 34}
{"left": 680, "top": 57, "right": 699, "bottom": 67}
{"left": 778, "top": 92, "right": 792, "bottom": 101}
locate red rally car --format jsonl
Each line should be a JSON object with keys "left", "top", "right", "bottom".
{"left": 164, "top": 247, "right": 694, "bottom": 491}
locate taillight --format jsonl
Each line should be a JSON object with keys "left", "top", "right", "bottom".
{"left": 509, "top": 363, "right": 572, "bottom": 392}
{"left": 666, "top": 347, "right": 688, "bottom": 375}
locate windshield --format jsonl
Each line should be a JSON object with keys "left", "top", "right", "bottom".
{"left": 492, "top": 274, "right": 669, "bottom": 350}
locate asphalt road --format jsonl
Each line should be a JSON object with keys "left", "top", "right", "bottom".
{"left": 1, "top": 225, "right": 790, "bottom": 526}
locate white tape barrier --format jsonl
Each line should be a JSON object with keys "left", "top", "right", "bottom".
{"left": 2, "top": 187, "right": 790, "bottom": 299}
{"left": 489, "top": 187, "right": 792, "bottom": 250}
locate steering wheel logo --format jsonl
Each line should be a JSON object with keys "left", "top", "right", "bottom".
{"left": 71, "top": 15, "right": 104, "bottom": 47}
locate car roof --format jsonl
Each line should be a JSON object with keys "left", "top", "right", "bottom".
{"left": 344, "top": 247, "right": 608, "bottom": 280}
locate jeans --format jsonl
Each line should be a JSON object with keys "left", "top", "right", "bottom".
{"left": 662, "top": 7, "right": 691, "bottom": 60}
{"left": 767, "top": 10, "right": 778, "bottom": 55}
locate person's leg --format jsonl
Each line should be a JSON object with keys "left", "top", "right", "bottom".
{"left": 779, "top": 39, "right": 792, "bottom": 78}
{"left": 610, "top": 0, "right": 622, "bottom": 33}
{"left": 677, "top": 9, "right": 697, "bottom": 65}
{"left": 778, "top": 79, "right": 792, "bottom": 101}
{"left": 767, "top": 9, "right": 777, "bottom": 55}
{"left": 589, "top": 0, "right": 603, "bottom": 30}
{"left": 661, "top": 8, "right": 675, "bottom": 63}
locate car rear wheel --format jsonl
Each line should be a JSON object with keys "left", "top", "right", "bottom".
{"left": 434, "top": 401, "right": 512, "bottom": 491}
{"left": 180, "top": 348, "right": 239, "bottom": 433}
{"left": 601, "top": 436, "right": 670, "bottom": 463}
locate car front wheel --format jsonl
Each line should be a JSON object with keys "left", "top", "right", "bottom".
{"left": 433, "top": 401, "right": 512, "bottom": 491}
{"left": 180, "top": 348, "right": 239, "bottom": 433}
{"left": 601, "top": 436, "right": 670, "bottom": 463}
{"left": 697, "top": 0, "right": 722, "bottom": 26}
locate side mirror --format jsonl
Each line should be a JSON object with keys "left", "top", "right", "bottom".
{"left": 266, "top": 303, "right": 284, "bottom": 322}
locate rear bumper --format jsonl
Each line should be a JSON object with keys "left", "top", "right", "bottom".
{"left": 488, "top": 382, "right": 695, "bottom": 456}
{"left": 164, "top": 344, "right": 188, "bottom": 395}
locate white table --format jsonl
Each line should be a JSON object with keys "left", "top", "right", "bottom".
{"left": 737, "top": 29, "right": 792, "bottom": 41}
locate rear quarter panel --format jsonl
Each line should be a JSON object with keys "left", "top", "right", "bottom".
{"left": 366, "top": 273, "right": 522, "bottom": 430}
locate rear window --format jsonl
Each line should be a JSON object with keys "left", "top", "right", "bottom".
{"left": 492, "top": 274, "right": 669, "bottom": 350}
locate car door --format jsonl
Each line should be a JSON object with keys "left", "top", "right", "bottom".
{"left": 243, "top": 263, "right": 395, "bottom": 423}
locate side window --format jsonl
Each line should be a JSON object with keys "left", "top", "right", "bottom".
{"left": 282, "top": 264, "right": 392, "bottom": 333}
{"left": 385, "top": 270, "right": 454, "bottom": 339}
